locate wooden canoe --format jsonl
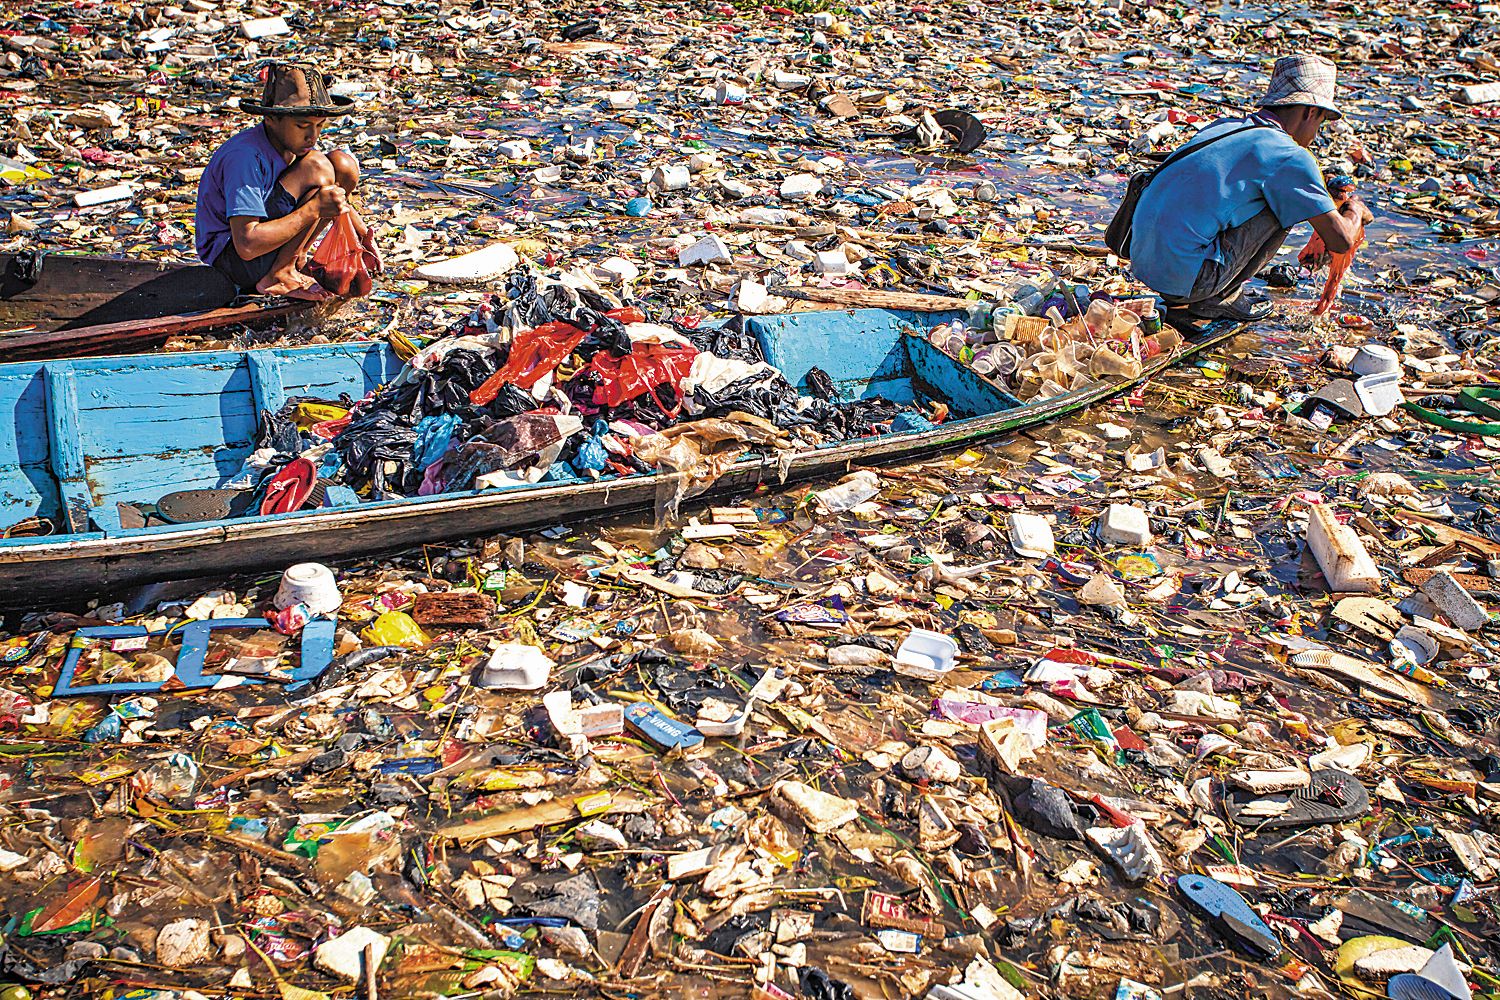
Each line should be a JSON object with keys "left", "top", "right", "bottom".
{"left": 0, "top": 307, "right": 1240, "bottom": 600}
{"left": 0, "top": 252, "right": 309, "bottom": 361}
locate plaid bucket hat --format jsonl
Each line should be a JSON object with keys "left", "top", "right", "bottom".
{"left": 1257, "top": 54, "right": 1342, "bottom": 120}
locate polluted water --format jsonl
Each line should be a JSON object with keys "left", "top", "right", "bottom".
{"left": 0, "top": 0, "right": 1499, "bottom": 998}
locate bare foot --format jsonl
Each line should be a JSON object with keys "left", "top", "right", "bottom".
{"left": 255, "top": 270, "right": 333, "bottom": 301}
{"left": 284, "top": 282, "right": 334, "bottom": 302}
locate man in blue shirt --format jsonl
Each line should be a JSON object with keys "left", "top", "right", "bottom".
{"left": 195, "top": 64, "right": 377, "bottom": 301}
{"left": 1126, "top": 55, "right": 1366, "bottom": 324}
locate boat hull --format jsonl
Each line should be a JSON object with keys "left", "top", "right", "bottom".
{"left": 0, "top": 252, "right": 307, "bottom": 360}
{"left": 0, "top": 308, "right": 1239, "bottom": 602}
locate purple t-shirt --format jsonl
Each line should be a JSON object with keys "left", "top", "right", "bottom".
{"left": 194, "top": 124, "right": 289, "bottom": 265}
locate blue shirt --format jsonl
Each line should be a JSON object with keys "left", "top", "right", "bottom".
{"left": 1129, "top": 113, "right": 1336, "bottom": 298}
{"left": 194, "top": 124, "right": 290, "bottom": 265}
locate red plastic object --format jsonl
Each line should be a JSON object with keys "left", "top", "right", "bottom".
{"left": 261, "top": 458, "right": 318, "bottom": 515}
{"left": 1298, "top": 221, "right": 1365, "bottom": 316}
{"left": 606, "top": 306, "right": 646, "bottom": 324}
{"left": 469, "top": 321, "right": 590, "bottom": 404}
{"left": 308, "top": 211, "right": 375, "bottom": 298}
{"left": 586, "top": 343, "right": 697, "bottom": 411}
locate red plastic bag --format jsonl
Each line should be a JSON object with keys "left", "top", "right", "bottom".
{"left": 1298, "top": 222, "right": 1365, "bottom": 316}
{"left": 469, "top": 321, "right": 589, "bottom": 404}
{"left": 586, "top": 343, "right": 698, "bottom": 411}
{"left": 308, "top": 211, "right": 375, "bottom": 298}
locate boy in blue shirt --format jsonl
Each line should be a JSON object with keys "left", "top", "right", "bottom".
{"left": 195, "top": 64, "right": 378, "bottom": 302}
{"left": 1126, "top": 55, "right": 1366, "bottom": 325}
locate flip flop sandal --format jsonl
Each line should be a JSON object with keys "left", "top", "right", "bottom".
{"left": 930, "top": 110, "right": 988, "bottom": 154}
{"left": 260, "top": 458, "right": 319, "bottom": 515}
{"left": 1224, "top": 768, "right": 1370, "bottom": 830}
{"left": 1388, "top": 976, "right": 1464, "bottom": 1000}
{"left": 1176, "top": 874, "right": 1282, "bottom": 960}
{"left": 1299, "top": 378, "right": 1365, "bottom": 420}
{"left": 1387, "top": 943, "right": 1472, "bottom": 1000}
{"left": 157, "top": 488, "right": 254, "bottom": 524}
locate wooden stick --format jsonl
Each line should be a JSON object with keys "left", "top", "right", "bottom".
{"left": 364, "top": 942, "right": 379, "bottom": 1000}
{"left": 777, "top": 286, "right": 974, "bottom": 311}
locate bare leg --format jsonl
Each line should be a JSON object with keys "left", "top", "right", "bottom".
{"left": 255, "top": 151, "right": 338, "bottom": 301}
{"left": 330, "top": 149, "right": 380, "bottom": 271}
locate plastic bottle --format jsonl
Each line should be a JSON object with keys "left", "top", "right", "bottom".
{"left": 814, "top": 470, "right": 881, "bottom": 513}
{"left": 1008, "top": 273, "right": 1057, "bottom": 316}
{"left": 962, "top": 300, "right": 995, "bottom": 332}
{"left": 1067, "top": 283, "right": 1093, "bottom": 317}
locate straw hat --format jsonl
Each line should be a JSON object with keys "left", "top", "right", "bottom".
{"left": 1257, "top": 54, "right": 1342, "bottom": 120}
{"left": 239, "top": 64, "right": 354, "bottom": 117}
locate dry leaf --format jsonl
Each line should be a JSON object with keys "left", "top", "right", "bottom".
{"left": 31, "top": 875, "right": 103, "bottom": 932}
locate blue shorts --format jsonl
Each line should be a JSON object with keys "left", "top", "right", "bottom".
{"left": 211, "top": 179, "right": 299, "bottom": 291}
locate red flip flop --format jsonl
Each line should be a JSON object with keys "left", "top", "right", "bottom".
{"left": 260, "top": 458, "right": 319, "bottom": 515}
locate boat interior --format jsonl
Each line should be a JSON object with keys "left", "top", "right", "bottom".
{"left": 0, "top": 307, "right": 1022, "bottom": 547}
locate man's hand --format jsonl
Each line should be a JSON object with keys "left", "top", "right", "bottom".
{"left": 313, "top": 184, "right": 347, "bottom": 220}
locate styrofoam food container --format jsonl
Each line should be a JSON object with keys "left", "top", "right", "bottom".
{"left": 894, "top": 628, "right": 959, "bottom": 680}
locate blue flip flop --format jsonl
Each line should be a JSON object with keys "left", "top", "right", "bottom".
{"left": 1177, "top": 873, "right": 1282, "bottom": 959}
{"left": 1388, "top": 977, "right": 1459, "bottom": 1000}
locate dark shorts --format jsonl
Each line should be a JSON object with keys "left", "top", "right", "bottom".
{"left": 211, "top": 180, "right": 299, "bottom": 291}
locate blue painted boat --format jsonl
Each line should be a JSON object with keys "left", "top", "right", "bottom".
{"left": 0, "top": 308, "right": 1238, "bottom": 600}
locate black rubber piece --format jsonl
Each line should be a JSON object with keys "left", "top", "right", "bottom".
{"left": 156, "top": 488, "right": 253, "bottom": 524}
{"left": 1224, "top": 769, "right": 1370, "bottom": 830}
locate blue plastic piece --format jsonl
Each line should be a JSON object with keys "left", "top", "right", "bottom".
{"left": 625, "top": 197, "right": 652, "bottom": 217}
{"left": 81, "top": 712, "right": 121, "bottom": 743}
{"left": 1387, "top": 975, "right": 1458, "bottom": 1000}
{"left": 890, "top": 412, "right": 936, "bottom": 434}
{"left": 324, "top": 485, "right": 362, "bottom": 507}
{"left": 571, "top": 420, "right": 610, "bottom": 475}
{"left": 413, "top": 413, "right": 462, "bottom": 470}
{"left": 624, "top": 702, "right": 703, "bottom": 751}
{"left": 1176, "top": 874, "right": 1282, "bottom": 959}
{"left": 52, "top": 619, "right": 336, "bottom": 698}
{"left": 53, "top": 627, "right": 169, "bottom": 697}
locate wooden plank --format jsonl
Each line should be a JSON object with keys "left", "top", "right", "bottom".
{"left": 247, "top": 351, "right": 287, "bottom": 416}
{"left": 1, "top": 254, "right": 189, "bottom": 330}
{"left": 1392, "top": 511, "right": 1500, "bottom": 559}
{"left": 43, "top": 363, "right": 90, "bottom": 535}
{"left": 778, "top": 286, "right": 974, "bottom": 311}
{"left": 1, "top": 302, "right": 310, "bottom": 362}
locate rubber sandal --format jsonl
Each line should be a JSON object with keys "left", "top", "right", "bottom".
{"left": 260, "top": 458, "right": 320, "bottom": 515}
{"left": 1224, "top": 768, "right": 1370, "bottom": 830}
{"left": 157, "top": 489, "right": 254, "bottom": 524}
{"left": 1387, "top": 944, "right": 1472, "bottom": 1000}
{"left": 1176, "top": 874, "right": 1282, "bottom": 959}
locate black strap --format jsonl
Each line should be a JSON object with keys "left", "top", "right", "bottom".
{"left": 1153, "top": 122, "right": 1273, "bottom": 175}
